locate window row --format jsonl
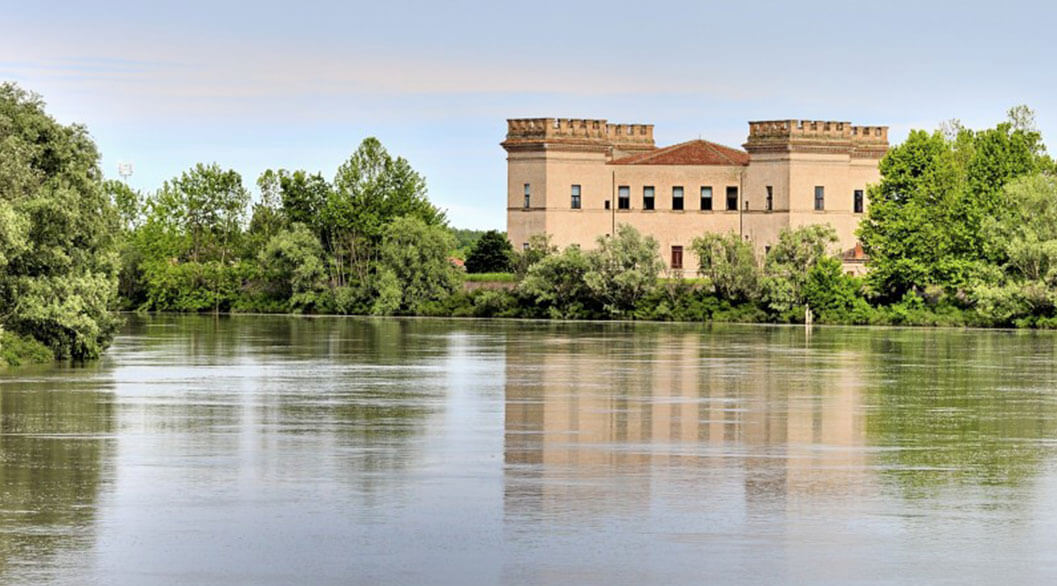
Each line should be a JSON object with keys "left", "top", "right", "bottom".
{"left": 523, "top": 183, "right": 864, "bottom": 213}
{"left": 811, "top": 187, "right": 865, "bottom": 213}
{"left": 615, "top": 185, "right": 739, "bottom": 211}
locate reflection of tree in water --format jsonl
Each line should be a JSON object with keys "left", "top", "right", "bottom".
{"left": 256, "top": 317, "right": 456, "bottom": 492}
{"left": 861, "top": 329, "right": 1057, "bottom": 495}
{"left": 0, "top": 366, "right": 115, "bottom": 581}
{"left": 126, "top": 315, "right": 467, "bottom": 496}
{"left": 503, "top": 322, "right": 1057, "bottom": 521}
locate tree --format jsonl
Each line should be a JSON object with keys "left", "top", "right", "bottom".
{"left": 104, "top": 179, "right": 143, "bottom": 232}
{"left": 859, "top": 108, "right": 1050, "bottom": 300}
{"left": 584, "top": 224, "right": 664, "bottom": 316}
{"left": 0, "top": 82, "right": 120, "bottom": 359}
{"left": 326, "top": 138, "right": 446, "bottom": 287}
{"left": 512, "top": 233, "right": 557, "bottom": 276}
{"left": 970, "top": 174, "right": 1057, "bottom": 324}
{"left": 149, "top": 163, "right": 250, "bottom": 263}
{"left": 762, "top": 225, "right": 838, "bottom": 314}
{"left": 518, "top": 245, "right": 594, "bottom": 318}
{"left": 983, "top": 174, "right": 1057, "bottom": 284}
{"left": 280, "top": 170, "right": 331, "bottom": 231}
{"left": 802, "top": 256, "right": 869, "bottom": 321}
{"left": 244, "top": 169, "right": 287, "bottom": 255}
{"left": 258, "top": 223, "right": 328, "bottom": 311}
{"left": 135, "top": 164, "right": 251, "bottom": 312}
{"left": 374, "top": 216, "right": 462, "bottom": 315}
{"left": 104, "top": 180, "right": 148, "bottom": 307}
{"left": 464, "top": 230, "right": 512, "bottom": 273}
{"left": 690, "top": 232, "right": 760, "bottom": 303}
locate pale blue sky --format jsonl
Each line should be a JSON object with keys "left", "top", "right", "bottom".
{"left": 4, "top": 1, "right": 1054, "bottom": 229}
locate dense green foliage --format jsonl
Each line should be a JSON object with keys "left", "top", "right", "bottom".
{"left": 0, "top": 327, "right": 54, "bottom": 366}
{"left": 859, "top": 108, "right": 1055, "bottom": 299}
{"left": 7, "top": 81, "right": 1057, "bottom": 368}
{"left": 120, "top": 137, "right": 458, "bottom": 316}
{"left": 0, "top": 83, "right": 120, "bottom": 362}
{"left": 451, "top": 228, "right": 487, "bottom": 259}
{"left": 65, "top": 100, "right": 1057, "bottom": 332}
{"left": 464, "top": 230, "right": 513, "bottom": 273}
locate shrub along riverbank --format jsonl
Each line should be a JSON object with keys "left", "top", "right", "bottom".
{"left": 3, "top": 81, "right": 1057, "bottom": 365}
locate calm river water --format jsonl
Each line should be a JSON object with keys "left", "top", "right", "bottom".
{"left": 3, "top": 315, "right": 1057, "bottom": 584}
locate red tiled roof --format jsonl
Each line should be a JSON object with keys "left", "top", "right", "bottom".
{"left": 609, "top": 139, "right": 749, "bottom": 166}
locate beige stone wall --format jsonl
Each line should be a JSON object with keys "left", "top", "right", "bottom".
{"left": 505, "top": 118, "right": 886, "bottom": 272}
{"left": 609, "top": 164, "right": 745, "bottom": 270}
{"left": 516, "top": 163, "right": 748, "bottom": 269}
{"left": 740, "top": 152, "right": 880, "bottom": 256}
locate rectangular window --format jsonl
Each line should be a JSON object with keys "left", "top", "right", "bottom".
{"left": 672, "top": 186, "right": 684, "bottom": 211}
{"left": 605, "top": 199, "right": 611, "bottom": 210}
{"left": 643, "top": 186, "right": 655, "bottom": 210}
{"left": 618, "top": 186, "right": 630, "bottom": 210}
{"left": 815, "top": 186, "right": 825, "bottom": 211}
{"left": 766, "top": 186, "right": 773, "bottom": 211}
{"left": 523, "top": 183, "right": 530, "bottom": 208}
{"left": 726, "top": 186, "right": 738, "bottom": 211}
{"left": 571, "top": 184, "right": 581, "bottom": 209}
{"left": 700, "top": 186, "right": 713, "bottom": 211}
{"left": 671, "top": 245, "right": 683, "bottom": 270}
{"left": 854, "top": 189, "right": 864, "bottom": 213}
{"left": 523, "top": 242, "right": 529, "bottom": 250}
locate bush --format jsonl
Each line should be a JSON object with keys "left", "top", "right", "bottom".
{"left": 518, "top": 245, "right": 598, "bottom": 319}
{"left": 584, "top": 224, "right": 665, "bottom": 317}
{"left": 464, "top": 230, "right": 513, "bottom": 273}
{"left": 691, "top": 232, "right": 761, "bottom": 303}
{"left": 1, "top": 328, "right": 54, "bottom": 366}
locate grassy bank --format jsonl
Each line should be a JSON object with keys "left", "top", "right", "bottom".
{"left": 464, "top": 272, "right": 516, "bottom": 282}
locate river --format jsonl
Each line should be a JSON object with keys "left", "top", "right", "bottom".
{"left": 2, "top": 315, "right": 1057, "bottom": 584}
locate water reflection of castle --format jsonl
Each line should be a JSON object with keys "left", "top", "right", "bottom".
{"left": 503, "top": 329, "right": 873, "bottom": 516}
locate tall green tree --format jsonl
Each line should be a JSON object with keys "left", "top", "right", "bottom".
{"left": 691, "top": 232, "right": 760, "bottom": 303}
{"left": 326, "top": 138, "right": 446, "bottom": 287}
{"left": 762, "top": 225, "right": 838, "bottom": 314}
{"left": 135, "top": 164, "right": 251, "bottom": 312}
{"left": 245, "top": 169, "right": 287, "bottom": 254}
{"left": 464, "top": 229, "right": 512, "bottom": 273}
{"left": 518, "top": 245, "right": 595, "bottom": 319}
{"left": 0, "top": 83, "right": 120, "bottom": 359}
{"left": 584, "top": 224, "right": 664, "bottom": 316}
{"left": 149, "top": 163, "right": 250, "bottom": 263}
{"left": 373, "top": 216, "right": 461, "bottom": 315}
{"left": 258, "top": 223, "right": 328, "bottom": 312}
{"left": 859, "top": 107, "right": 1049, "bottom": 299}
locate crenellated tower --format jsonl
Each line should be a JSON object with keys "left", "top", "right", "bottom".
{"left": 501, "top": 118, "right": 656, "bottom": 158}
{"left": 501, "top": 118, "right": 657, "bottom": 250}
{"left": 740, "top": 119, "right": 889, "bottom": 265}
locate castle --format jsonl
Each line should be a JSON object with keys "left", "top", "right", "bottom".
{"left": 501, "top": 118, "right": 889, "bottom": 272}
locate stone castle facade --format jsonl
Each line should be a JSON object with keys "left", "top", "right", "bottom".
{"left": 501, "top": 117, "right": 889, "bottom": 272}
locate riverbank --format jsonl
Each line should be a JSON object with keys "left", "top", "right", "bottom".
{"left": 0, "top": 330, "right": 55, "bottom": 367}
{"left": 126, "top": 286, "right": 1049, "bottom": 330}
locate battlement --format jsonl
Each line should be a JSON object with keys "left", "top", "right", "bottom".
{"left": 504, "top": 118, "right": 655, "bottom": 147}
{"left": 748, "top": 120, "right": 888, "bottom": 142}
{"left": 745, "top": 119, "right": 888, "bottom": 156}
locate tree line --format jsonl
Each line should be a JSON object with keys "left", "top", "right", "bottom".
{"left": 2, "top": 81, "right": 1057, "bottom": 365}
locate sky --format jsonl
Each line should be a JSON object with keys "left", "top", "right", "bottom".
{"left": 3, "top": 0, "right": 1056, "bottom": 230}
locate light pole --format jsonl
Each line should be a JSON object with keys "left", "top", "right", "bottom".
{"left": 117, "top": 161, "right": 133, "bottom": 184}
